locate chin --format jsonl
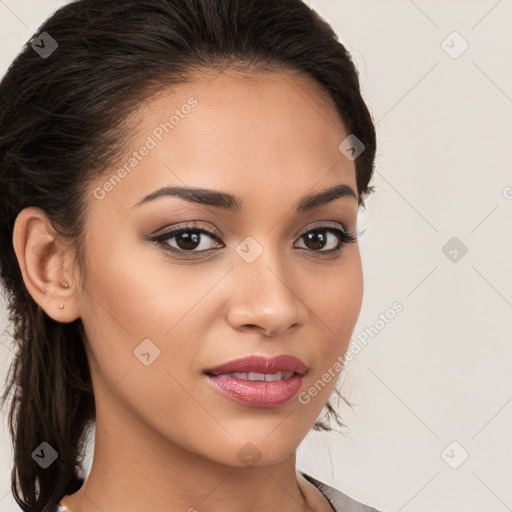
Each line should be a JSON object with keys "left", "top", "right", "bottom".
{"left": 205, "top": 425, "right": 308, "bottom": 468}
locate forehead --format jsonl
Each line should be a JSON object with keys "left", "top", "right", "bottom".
{"left": 90, "top": 68, "right": 357, "bottom": 214}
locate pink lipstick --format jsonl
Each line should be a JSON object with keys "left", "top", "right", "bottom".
{"left": 204, "top": 354, "right": 307, "bottom": 408}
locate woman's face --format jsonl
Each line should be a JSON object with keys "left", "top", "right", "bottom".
{"left": 76, "top": 68, "right": 363, "bottom": 467}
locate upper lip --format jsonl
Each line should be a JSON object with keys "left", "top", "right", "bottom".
{"left": 204, "top": 354, "right": 307, "bottom": 376}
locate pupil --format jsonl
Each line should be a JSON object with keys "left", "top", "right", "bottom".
{"left": 305, "top": 231, "right": 326, "bottom": 250}
{"left": 177, "top": 231, "right": 200, "bottom": 250}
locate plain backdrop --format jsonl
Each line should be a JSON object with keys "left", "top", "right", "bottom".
{"left": 1, "top": 1, "right": 511, "bottom": 511}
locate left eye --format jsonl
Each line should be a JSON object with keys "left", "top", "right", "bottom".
{"left": 150, "top": 225, "right": 357, "bottom": 254}
{"left": 295, "top": 227, "right": 356, "bottom": 252}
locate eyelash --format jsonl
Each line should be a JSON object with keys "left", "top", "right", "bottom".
{"left": 148, "top": 221, "right": 357, "bottom": 258}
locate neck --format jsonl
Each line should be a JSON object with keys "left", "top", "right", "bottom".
{"left": 60, "top": 398, "right": 320, "bottom": 512}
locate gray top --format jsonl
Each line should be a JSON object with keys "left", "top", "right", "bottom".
{"left": 301, "top": 472, "right": 384, "bottom": 512}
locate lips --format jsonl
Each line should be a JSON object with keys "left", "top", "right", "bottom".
{"left": 203, "top": 355, "right": 308, "bottom": 408}
{"left": 204, "top": 354, "right": 307, "bottom": 377}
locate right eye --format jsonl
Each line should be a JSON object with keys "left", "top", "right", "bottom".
{"left": 149, "top": 223, "right": 224, "bottom": 254}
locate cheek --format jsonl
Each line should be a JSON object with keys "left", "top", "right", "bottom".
{"left": 78, "top": 226, "right": 234, "bottom": 413}
{"left": 331, "top": 259, "right": 364, "bottom": 346}
{"left": 80, "top": 223, "right": 221, "bottom": 341}
{"left": 306, "top": 251, "right": 364, "bottom": 353}
{"left": 78, "top": 233, "right": 226, "bottom": 450}
{"left": 298, "top": 252, "right": 363, "bottom": 404}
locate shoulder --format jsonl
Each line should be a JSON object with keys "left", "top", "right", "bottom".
{"left": 299, "top": 471, "right": 386, "bottom": 512}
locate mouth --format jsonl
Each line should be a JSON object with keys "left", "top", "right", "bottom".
{"left": 203, "top": 355, "right": 307, "bottom": 408}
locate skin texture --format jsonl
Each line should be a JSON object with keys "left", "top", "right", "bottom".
{"left": 13, "top": 68, "right": 363, "bottom": 512}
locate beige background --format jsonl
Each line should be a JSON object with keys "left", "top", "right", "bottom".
{"left": 1, "top": 1, "right": 511, "bottom": 511}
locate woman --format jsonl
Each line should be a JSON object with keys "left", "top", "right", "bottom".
{"left": 0, "top": 0, "right": 382, "bottom": 511}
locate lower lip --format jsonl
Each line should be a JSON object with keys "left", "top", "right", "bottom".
{"left": 205, "top": 373, "right": 305, "bottom": 408}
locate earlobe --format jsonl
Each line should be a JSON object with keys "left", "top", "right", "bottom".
{"left": 12, "top": 207, "right": 81, "bottom": 323}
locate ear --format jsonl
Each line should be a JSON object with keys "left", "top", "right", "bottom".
{"left": 12, "top": 207, "right": 81, "bottom": 323}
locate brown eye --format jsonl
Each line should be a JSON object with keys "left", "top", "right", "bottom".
{"left": 150, "top": 224, "right": 224, "bottom": 254}
{"left": 166, "top": 229, "right": 212, "bottom": 251}
{"left": 295, "top": 227, "right": 357, "bottom": 253}
{"left": 301, "top": 230, "right": 331, "bottom": 251}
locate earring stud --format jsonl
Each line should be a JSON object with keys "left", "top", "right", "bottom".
{"left": 59, "top": 280, "right": 70, "bottom": 311}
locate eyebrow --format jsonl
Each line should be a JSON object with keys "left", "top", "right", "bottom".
{"left": 133, "top": 183, "right": 358, "bottom": 212}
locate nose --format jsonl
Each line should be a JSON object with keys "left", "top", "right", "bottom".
{"left": 226, "top": 246, "right": 306, "bottom": 337}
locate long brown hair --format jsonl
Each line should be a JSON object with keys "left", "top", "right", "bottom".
{"left": 0, "top": 0, "right": 376, "bottom": 510}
